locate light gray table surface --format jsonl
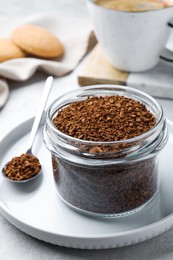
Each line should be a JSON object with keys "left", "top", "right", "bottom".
{"left": 1, "top": 0, "right": 173, "bottom": 259}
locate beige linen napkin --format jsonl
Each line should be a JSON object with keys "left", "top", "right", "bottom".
{"left": 0, "top": 78, "right": 9, "bottom": 109}
{"left": 0, "top": 13, "right": 95, "bottom": 108}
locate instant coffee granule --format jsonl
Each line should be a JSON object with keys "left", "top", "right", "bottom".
{"left": 3, "top": 153, "right": 41, "bottom": 181}
{"left": 52, "top": 95, "right": 158, "bottom": 215}
{"left": 53, "top": 95, "right": 156, "bottom": 142}
{"left": 52, "top": 156, "right": 157, "bottom": 214}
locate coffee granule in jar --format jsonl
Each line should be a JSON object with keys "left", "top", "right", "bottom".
{"left": 49, "top": 94, "right": 161, "bottom": 216}
{"left": 53, "top": 95, "right": 156, "bottom": 142}
{"left": 52, "top": 156, "right": 157, "bottom": 214}
{"left": 3, "top": 154, "right": 41, "bottom": 181}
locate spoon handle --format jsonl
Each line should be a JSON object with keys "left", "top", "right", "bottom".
{"left": 26, "top": 76, "right": 54, "bottom": 154}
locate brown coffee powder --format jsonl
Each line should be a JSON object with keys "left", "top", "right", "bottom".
{"left": 52, "top": 155, "right": 157, "bottom": 215}
{"left": 4, "top": 153, "right": 41, "bottom": 181}
{"left": 51, "top": 95, "right": 159, "bottom": 216}
{"left": 53, "top": 95, "right": 156, "bottom": 142}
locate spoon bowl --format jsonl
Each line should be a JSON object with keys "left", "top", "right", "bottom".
{"left": 2, "top": 165, "right": 42, "bottom": 183}
{"left": 2, "top": 76, "right": 53, "bottom": 183}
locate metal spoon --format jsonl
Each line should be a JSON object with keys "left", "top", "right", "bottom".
{"left": 2, "top": 76, "right": 54, "bottom": 183}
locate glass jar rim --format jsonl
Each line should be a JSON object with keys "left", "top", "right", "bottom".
{"left": 46, "top": 85, "right": 163, "bottom": 146}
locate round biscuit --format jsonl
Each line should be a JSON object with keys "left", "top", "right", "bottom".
{"left": 0, "top": 38, "right": 26, "bottom": 62}
{"left": 11, "top": 24, "right": 64, "bottom": 58}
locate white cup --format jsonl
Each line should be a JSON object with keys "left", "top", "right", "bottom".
{"left": 87, "top": 0, "right": 173, "bottom": 72}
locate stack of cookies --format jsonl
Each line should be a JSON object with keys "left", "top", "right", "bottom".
{"left": 0, "top": 24, "right": 64, "bottom": 62}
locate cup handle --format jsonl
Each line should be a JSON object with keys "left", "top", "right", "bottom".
{"left": 160, "top": 22, "right": 173, "bottom": 62}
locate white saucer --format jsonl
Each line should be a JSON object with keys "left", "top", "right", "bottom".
{"left": 0, "top": 118, "right": 173, "bottom": 249}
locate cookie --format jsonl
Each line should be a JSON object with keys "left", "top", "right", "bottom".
{"left": 11, "top": 24, "right": 64, "bottom": 59}
{"left": 0, "top": 38, "right": 26, "bottom": 62}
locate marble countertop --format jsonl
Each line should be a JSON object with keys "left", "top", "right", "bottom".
{"left": 1, "top": 0, "right": 173, "bottom": 259}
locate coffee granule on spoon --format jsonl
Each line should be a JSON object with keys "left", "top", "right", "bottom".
{"left": 3, "top": 153, "right": 41, "bottom": 181}
{"left": 53, "top": 95, "right": 156, "bottom": 142}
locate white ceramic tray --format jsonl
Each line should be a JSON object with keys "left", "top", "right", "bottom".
{"left": 0, "top": 118, "right": 173, "bottom": 249}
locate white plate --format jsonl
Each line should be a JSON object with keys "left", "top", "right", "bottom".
{"left": 0, "top": 118, "right": 173, "bottom": 249}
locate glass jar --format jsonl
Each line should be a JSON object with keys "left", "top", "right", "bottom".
{"left": 43, "top": 85, "right": 168, "bottom": 218}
